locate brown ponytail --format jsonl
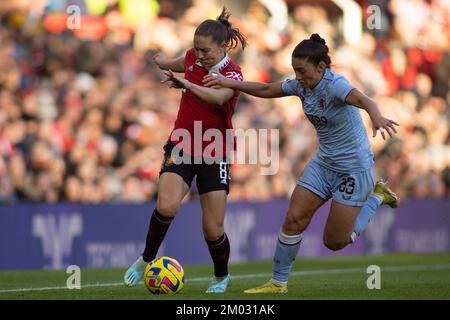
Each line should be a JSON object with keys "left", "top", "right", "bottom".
{"left": 195, "top": 7, "right": 247, "bottom": 50}
{"left": 292, "top": 33, "right": 331, "bottom": 68}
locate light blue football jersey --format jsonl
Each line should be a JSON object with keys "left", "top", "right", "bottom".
{"left": 281, "top": 68, "right": 374, "bottom": 173}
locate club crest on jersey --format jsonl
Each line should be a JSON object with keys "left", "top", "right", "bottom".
{"left": 165, "top": 155, "right": 174, "bottom": 166}
{"left": 188, "top": 65, "right": 194, "bottom": 71}
{"left": 319, "top": 97, "right": 325, "bottom": 109}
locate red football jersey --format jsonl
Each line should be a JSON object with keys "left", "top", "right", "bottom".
{"left": 169, "top": 48, "right": 243, "bottom": 158}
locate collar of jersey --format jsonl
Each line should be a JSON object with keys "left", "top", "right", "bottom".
{"left": 195, "top": 53, "right": 231, "bottom": 73}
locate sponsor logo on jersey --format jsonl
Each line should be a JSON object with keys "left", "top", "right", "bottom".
{"left": 225, "top": 71, "right": 243, "bottom": 81}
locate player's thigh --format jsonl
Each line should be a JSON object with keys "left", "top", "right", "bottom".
{"left": 157, "top": 172, "right": 190, "bottom": 217}
{"left": 332, "top": 168, "right": 375, "bottom": 207}
{"left": 195, "top": 160, "right": 230, "bottom": 195}
{"left": 199, "top": 190, "right": 227, "bottom": 240}
{"left": 282, "top": 185, "right": 327, "bottom": 235}
{"left": 323, "top": 201, "right": 361, "bottom": 250}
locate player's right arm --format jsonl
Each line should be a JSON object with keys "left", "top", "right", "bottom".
{"left": 203, "top": 74, "right": 286, "bottom": 98}
{"left": 153, "top": 53, "right": 185, "bottom": 73}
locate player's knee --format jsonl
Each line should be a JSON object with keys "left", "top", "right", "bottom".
{"left": 283, "top": 214, "right": 310, "bottom": 234}
{"left": 156, "top": 199, "right": 180, "bottom": 217}
{"left": 204, "top": 232, "right": 222, "bottom": 242}
{"left": 323, "top": 236, "right": 348, "bottom": 251}
{"left": 202, "top": 222, "right": 224, "bottom": 241}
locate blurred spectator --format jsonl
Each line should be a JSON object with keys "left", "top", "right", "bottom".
{"left": 0, "top": 0, "right": 449, "bottom": 203}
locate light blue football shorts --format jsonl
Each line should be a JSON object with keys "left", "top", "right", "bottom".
{"left": 297, "top": 159, "right": 375, "bottom": 207}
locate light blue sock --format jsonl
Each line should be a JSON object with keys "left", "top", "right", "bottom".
{"left": 272, "top": 232, "right": 302, "bottom": 284}
{"left": 351, "top": 194, "right": 383, "bottom": 242}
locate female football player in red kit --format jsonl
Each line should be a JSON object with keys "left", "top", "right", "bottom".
{"left": 124, "top": 7, "right": 246, "bottom": 293}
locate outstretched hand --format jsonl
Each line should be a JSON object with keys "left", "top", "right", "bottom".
{"left": 152, "top": 53, "right": 165, "bottom": 69}
{"left": 372, "top": 117, "right": 399, "bottom": 140}
{"left": 161, "top": 70, "right": 190, "bottom": 90}
{"left": 203, "top": 73, "right": 231, "bottom": 89}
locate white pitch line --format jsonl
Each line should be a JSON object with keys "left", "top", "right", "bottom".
{"left": 1, "top": 263, "right": 450, "bottom": 294}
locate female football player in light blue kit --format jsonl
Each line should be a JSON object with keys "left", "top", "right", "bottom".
{"left": 203, "top": 34, "right": 400, "bottom": 293}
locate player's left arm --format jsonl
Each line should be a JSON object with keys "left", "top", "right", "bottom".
{"left": 162, "top": 70, "right": 234, "bottom": 106}
{"left": 345, "top": 88, "right": 399, "bottom": 140}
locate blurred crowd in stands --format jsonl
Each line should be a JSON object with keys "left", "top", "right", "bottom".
{"left": 0, "top": 0, "right": 449, "bottom": 203}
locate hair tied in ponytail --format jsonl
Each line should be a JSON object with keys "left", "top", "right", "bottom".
{"left": 292, "top": 33, "right": 331, "bottom": 68}
{"left": 195, "top": 7, "right": 247, "bottom": 50}
{"left": 310, "top": 34, "right": 326, "bottom": 46}
{"left": 218, "top": 17, "right": 231, "bottom": 27}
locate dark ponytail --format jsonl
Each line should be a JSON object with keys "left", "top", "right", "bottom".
{"left": 195, "top": 7, "right": 247, "bottom": 50}
{"left": 292, "top": 33, "right": 331, "bottom": 67}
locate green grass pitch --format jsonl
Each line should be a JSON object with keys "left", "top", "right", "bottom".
{"left": 1, "top": 253, "right": 449, "bottom": 300}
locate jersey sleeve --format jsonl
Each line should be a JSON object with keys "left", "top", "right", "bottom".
{"left": 330, "top": 75, "right": 354, "bottom": 103}
{"left": 281, "top": 78, "right": 300, "bottom": 96}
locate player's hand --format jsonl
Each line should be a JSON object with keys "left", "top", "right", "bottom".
{"left": 153, "top": 53, "right": 165, "bottom": 69}
{"left": 372, "top": 117, "right": 399, "bottom": 140}
{"left": 162, "top": 70, "right": 190, "bottom": 90}
{"left": 203, "top": 73, "right": 231, "bottom": 89}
